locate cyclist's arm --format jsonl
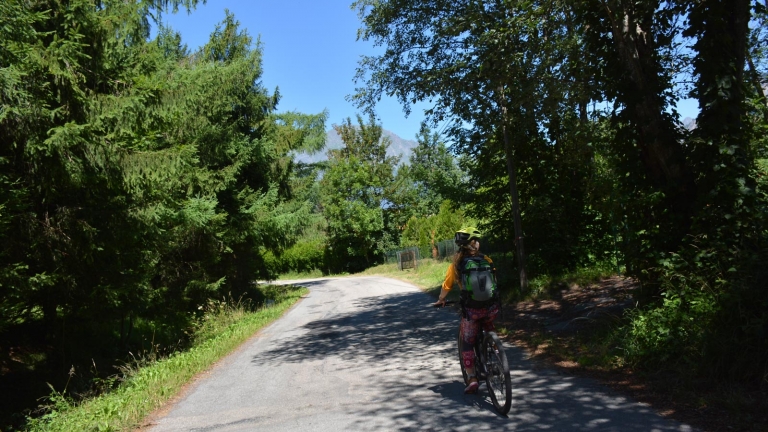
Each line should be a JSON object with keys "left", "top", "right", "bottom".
{"left": 436, "top": 263, "right": 457, "bottom": 305}
{"left": 484, "top": 255, "right": 498, "bottom": 275}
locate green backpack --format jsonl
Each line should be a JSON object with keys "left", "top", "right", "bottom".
{"left": 460, "top": 254, "right": 497, "bottom": 303}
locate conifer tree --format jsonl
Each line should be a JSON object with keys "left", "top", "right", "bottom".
{"left": 0, "top": 2, "right": 325, "bottom": 378}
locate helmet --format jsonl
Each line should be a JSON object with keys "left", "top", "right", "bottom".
{"left": 454, "top": 226, "right": 482, "bottom": 246}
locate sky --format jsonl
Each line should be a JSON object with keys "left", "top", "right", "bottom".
{"left": 158, "top": 0, "right": 700, "bottom": 141}
{"left": 159, "top": 0, "right": 431, "bottom": 141}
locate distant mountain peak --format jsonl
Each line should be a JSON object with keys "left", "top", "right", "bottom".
{"left": 294, "top": 129, "right": 418, "bottom": 164}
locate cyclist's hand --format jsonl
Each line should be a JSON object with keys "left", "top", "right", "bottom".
{"left": 434, "top": 298, "right": 447, "bottom": 308}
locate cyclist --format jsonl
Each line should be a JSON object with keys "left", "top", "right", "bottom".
{"left": 434, "top": 226, "right": 500, "bottom": 394}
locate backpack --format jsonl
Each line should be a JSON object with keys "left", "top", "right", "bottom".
{"left": 459, "top": 254, "right": 497, "bottom": 303}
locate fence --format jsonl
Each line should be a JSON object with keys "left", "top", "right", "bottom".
{"left": 396, "top": 248, "right": 420, "bottom": 270}
{"left": 435, "top": 239, "right": 459, "bottom": 259}
{"left": 386, "top": 238, "right": 510, "bottom": 270}
{"left": 384, "top": 240, "right": 457, "bottom": 264}
{"left": 385, "top": 245, "right": 427, "bottom": 264}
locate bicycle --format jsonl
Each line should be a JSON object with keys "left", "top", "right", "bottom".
{"left": 434, "top": 300, "right": 512, "bottom": 415}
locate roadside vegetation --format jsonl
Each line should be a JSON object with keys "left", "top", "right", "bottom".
{"left": 25, "top": 285, "right": 307, "bottom": 432}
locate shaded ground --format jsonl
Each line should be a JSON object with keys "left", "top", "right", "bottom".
{"left": 495, "top": 276, "right": 768, "bottom": 432}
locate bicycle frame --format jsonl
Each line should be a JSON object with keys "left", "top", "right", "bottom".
{"left": 434, "top": 299, "right": 512, "bottom": 415}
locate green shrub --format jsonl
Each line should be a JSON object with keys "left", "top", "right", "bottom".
{"left": 521, "top": 260, "right": 618, "bottom": 301}
{"left": 619, "top": 243, "right": 768, "bottom": 382}
{"left": 621, "top": 285, "right": 719, "bottom": 369}
{"left": 262, "top": 238, "right": 325, "bottom": 275}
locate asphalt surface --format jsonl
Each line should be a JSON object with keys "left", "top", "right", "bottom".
{"left": 147, "top": 276, "right": 696, "bottom": 431}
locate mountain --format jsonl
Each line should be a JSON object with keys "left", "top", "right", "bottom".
{"left": 294, "top": 129, "right": 418, "bottom": 164}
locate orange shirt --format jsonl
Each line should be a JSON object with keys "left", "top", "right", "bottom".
{"left": 441, "top": 255, "right": 494, "bottom": 291}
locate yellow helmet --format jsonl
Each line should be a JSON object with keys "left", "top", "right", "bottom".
{"left": 454, "top": 226, "right": 482, "bottom": 246}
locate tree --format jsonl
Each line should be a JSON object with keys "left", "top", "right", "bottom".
{"left": 576, "top": 0, "right": 699, "bottom": 292}
{"left": 686, "top": 0, "right": 755, "bottom": 244}
{"left": 0, "top": 2, "right": 325, "bottom": 399}
{"left": 409, "top": 124, "right": 463, "bottom": 213}
{"left": 401, "top": 201, "right": 470, "bottom": 258}
{"left": 384, "top": 124, "right": 463, "bottom": 233}
{"left": 320, "top": 115, "right": 399, "bottom": 271}
{"left": 349, "top": 0, "right": 768, "bottom": 383}
{"left": 351, "top": 0, "right": 609, "bottom": 290}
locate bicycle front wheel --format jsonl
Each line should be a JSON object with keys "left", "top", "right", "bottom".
{"left": 483, "top": 332, "right": 512, "bottom": 415}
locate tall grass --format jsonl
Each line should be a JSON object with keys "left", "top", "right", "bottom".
{"left": 25, "top": 285, "right": 307, "bottom": 432}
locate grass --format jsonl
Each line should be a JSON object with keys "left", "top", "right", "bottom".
{"left": 525, "top": 262, "right": 619, "bottom": 301}
{"left": 360, "top": 259, "right": 450, "bottom": 297}
{"left": 24, "top": 285, "right": 307, "bottom": 432}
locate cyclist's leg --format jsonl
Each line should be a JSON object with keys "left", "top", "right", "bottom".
{"left": 480, "top": 303, "right": 500, "bottom": 333}
{"left": 460, "top": 314, "right": 480, "bottom": 374}
{"left": 460, "top": 312, "right": 481, "bottom": 392}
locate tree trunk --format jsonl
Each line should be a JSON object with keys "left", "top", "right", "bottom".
{"left": 498, "top": 87, "right": 529, "bottom": 294}
{"left": 688, "top": 0, "right": 754, "bottom": 241}
{"left": 601, "top": 1, "right": 694, "bottom": 196}
{"left": 598, "top": 0, "right": 697, "bottom": 278}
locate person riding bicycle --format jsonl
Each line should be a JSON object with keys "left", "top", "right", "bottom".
{"left": 434, "top": 226, "right": 500, "bottom": 394}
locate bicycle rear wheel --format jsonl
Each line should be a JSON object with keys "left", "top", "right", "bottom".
{"left": 483, "top": 332, "right": 512, "bottom": 415}
{"left": 457, "top": 327, "right": 470, "bottom": 385}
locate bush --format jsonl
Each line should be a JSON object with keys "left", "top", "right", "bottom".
{"left": 619, "top": 242, "right": 768, "bottom": 383}
{"left": 621, "top": 285, "right": 719, "bottom": 369}
{"left": 262, "top": 238, "right": 325, "bottom": 275}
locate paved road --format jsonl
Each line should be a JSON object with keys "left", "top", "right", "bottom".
{"left": 148, "top": 276, "right": 695, "bottom": 431}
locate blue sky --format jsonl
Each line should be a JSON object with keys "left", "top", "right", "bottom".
{"left": 159, "top": 1, "right": 699, "bottom": 141}
{"left": 159, "top": 0, "right": 431, "bottom": 141}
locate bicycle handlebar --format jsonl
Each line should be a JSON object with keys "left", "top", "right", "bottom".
{"left": 431, "top": 300, "right": 458, "bottom": 308}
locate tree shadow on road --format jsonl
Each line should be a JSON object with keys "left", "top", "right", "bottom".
{"left": 251, "top": 279, "right": 694, "bottom": 431}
